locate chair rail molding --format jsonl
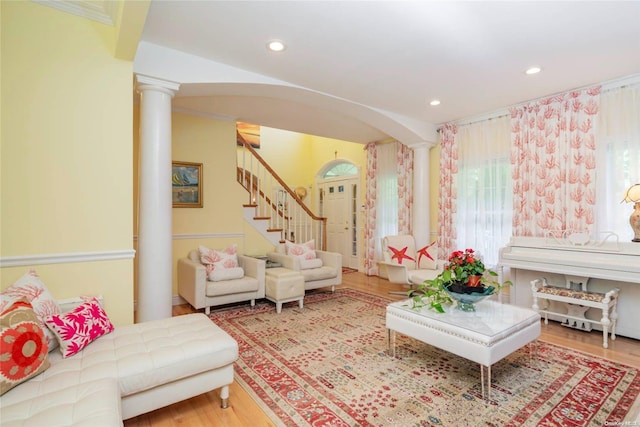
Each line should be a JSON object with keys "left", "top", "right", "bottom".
{"left": 0, "top": 249, "right": 136, "bottom": 268}
{"left": 132, "top": 232, "right": 244, "bottom": 241}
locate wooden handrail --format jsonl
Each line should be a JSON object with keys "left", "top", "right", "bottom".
{"left": 237, "top": 133, "right": 327, "bottom": 249}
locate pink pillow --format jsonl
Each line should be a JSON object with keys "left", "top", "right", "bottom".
{"left": 199, "top": 244, "right": 243, "bottom": 279}
{"left": 1, "top": 270, "right": 61, "bottom": 352}
{"left": 285, "top": 239, "right": 316, "bottom": 260}
{"left": 199, "top": 244, "right": 239, "bottom": 268}
{"left": 44, "top": 299, "right": 114, "bottom": 358}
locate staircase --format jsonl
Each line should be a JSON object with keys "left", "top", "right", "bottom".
{"left": 237, "top": 135, "right": 327, "bottom": 250}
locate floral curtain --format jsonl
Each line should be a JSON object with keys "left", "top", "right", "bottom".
{"left": 363, "top": 142, "right": 378, "bottom": 275}
{"left": 363, "top": 141, "right": 414, "bottom": 275}
{"left": 397, "top": 142, "right": 414, "bottom": 235}
{"left": 510, "top": 86, "right": 600, "bottom": 237}
{"left": 437, "top": 124, "right": 459, "bottom": 260}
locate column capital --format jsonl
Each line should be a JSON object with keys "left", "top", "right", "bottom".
{"left": 406, "top": 139, "right": 437, "bottom": 149}
{"left": 135, "top": 74, "right": 180, "bottom": 97}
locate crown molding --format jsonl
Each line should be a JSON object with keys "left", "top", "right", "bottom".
{"left": 32, "top": 0, "right": 118, "bottom": 26}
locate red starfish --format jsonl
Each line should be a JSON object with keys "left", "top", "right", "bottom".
{"left": 389, "top": 246, "right": 415, "bottom": 264}
{"left": 417, "top": 241, "right": 436, "bottom": 265}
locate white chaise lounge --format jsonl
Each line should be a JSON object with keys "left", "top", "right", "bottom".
{"left": 0, "top": 298, "right": 238, "bottom": 426}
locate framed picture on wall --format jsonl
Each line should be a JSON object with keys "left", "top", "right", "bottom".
{"left": 172, "top": 161, "right": 202, "bottom": 208}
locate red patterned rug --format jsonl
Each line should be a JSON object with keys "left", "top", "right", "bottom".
{"left": 209, "top": 289, "right": 640, "bottom": 426}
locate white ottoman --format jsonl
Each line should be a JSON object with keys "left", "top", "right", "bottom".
{"left": 265, "top": 267, "right": 305, "bottom": 313}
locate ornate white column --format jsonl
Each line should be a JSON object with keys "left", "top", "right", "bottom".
{"left": 410, "top": 142, "right": 432, "bottom": 249}
{"left": 135, "top": 75, "right": 179, "bottom": 322}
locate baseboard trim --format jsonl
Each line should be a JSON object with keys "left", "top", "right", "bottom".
{"left": 173, "top": 295, "right": 187, "bottom": 306}
{"left": 133, "top": 295, "right": 188, "bottom": 312}
{"left": 0, "top": 249, "right": 136, "bottom": 268}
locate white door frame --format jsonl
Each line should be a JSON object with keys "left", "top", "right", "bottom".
{"left": 316, "top": 160, "right": 360, "bottom": 270}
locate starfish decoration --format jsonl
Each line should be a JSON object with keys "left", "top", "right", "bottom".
{"left": 417, "top": 241, "right": 436, "bottom": 266}
{"left": 389, "top": 246, "right": 415, "bottom": 264}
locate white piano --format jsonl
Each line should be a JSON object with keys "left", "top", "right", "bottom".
{"left": 498, "top": 233, "right": 640, "bottom": 340}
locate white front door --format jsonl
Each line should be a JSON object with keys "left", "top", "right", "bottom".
{"left": 320, "top": 178, "right": 358, "bottom": 269}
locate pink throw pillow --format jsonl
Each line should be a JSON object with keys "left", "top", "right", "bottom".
{"left": 285, "top": 239, "right": 316, "bottom": 260}
{"left": 44, "top": 299, "right": 114, "bottom": 358}
{"left": 199, "top": 244, "right": 239, "bottom": 268}
{"left": 199, "top": 244, "right": 243, "bottom": 279}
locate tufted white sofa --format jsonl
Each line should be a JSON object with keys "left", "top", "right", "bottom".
{"left": 0, "top": 298, "right": 238, "bottom": 427}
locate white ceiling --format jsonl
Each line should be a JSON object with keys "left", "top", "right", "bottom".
{"left": 138, "top": 1, "right": 640, "bottom": 144}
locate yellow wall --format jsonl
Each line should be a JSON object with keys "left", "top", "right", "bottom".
{"left": 133, "top": 110, "right": 255, "bottom": 299}
{"left": 133, "top": 115, "right": 368, "bottom": 300}
{"left": 244, "top": 127, "right": 367, "bottom": 213}
{"left": 1, "top": 1, "right": 134, "bottom": 325}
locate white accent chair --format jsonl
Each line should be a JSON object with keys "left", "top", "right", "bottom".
{"left": 378, "top": 235, "right": 442, "bottom": 287}
{"left": 178, "top": 250, "right": 266, "bottom": 314}
{"left": 267, "top": 244, "right": 342, "bottom": 292}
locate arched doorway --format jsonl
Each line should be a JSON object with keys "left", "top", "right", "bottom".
{"left": 317, "top": 160, "right": 359, "bottom": 269}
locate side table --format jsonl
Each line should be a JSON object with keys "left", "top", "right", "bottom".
{"left": 265, "top": 267, "right": 305, "bottom": 313}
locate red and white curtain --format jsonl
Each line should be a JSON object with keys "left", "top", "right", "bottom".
{"left": 437, "top": 124, "right": 458, "bottom": 260}
{"left": 510, "top": 86, "right": 601, "bottom": 236}
{"left": 363, "top": 141, "right": 414, "bottom": 276}
{"left": 397, "top": 141, "right": 413, "bottom": 235}
{"left": 363, "top": 142, "right": 378, "bottom": 275}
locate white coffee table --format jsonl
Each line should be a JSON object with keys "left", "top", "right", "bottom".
{"left": 386, "top": 299, "right": 541, "bottom": 399}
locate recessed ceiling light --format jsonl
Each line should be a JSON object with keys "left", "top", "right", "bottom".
{"left": 429, "top": 99, "right": 441, "bottom": 106}
{"left": 267, "top": 40, "right": 286, "bottom": 52}
{"left": 525, "top": 66, "right": 542, "bottom": 75}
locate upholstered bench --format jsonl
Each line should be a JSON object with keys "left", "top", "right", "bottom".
{"left": 531, "top": 278, "right": 619, "bottom": 348}
{"left": 265, "top": 267, "right": 305, "bottom": 313}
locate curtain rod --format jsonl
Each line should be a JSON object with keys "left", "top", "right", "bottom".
{"left": 436, "top": 73, "right": 640, "bottom": 132}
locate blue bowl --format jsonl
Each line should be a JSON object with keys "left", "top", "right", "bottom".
{"left": 443, "top": 285, "right": 495, "bottom": 311}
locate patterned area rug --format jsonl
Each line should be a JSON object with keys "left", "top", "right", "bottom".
{"left": 209, "top": 289, "right": 640, "bottom": 426}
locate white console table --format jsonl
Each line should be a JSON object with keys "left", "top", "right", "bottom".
{"left": 498, "top": 235, "right": 640, "bottom": 340}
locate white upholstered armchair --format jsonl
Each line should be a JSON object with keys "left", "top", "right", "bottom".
{"left": 267, "top": 242, "right": 342, "bottom": 292}
{"left": 378, "top": 235, "right": 442, "bottom": 286}
{"left": 178, "top": 249, "right": 265, "bottom": 314}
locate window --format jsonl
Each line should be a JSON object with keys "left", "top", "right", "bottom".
{"left": 596, "top": 84, "right": 640, "bottom": 241}
{"left": 323, "top": 163, "right": 357, "bottom": 178}
{"left": 455, "top": 116, "right": 512, "bottom": 267}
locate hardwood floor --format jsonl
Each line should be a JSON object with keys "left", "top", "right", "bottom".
{"left": 124, "top": 272, "right": 640, "bottom": 426}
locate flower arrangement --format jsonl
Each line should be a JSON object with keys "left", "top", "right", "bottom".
{"left": 445, "top": 248, "right": 486, "bottom": 285}
{"left": 408, "top": 248, "right": 510, "bottom": 313}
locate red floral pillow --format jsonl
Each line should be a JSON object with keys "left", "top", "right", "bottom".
{"left": 44, "top": 299, "right": 114, "bottom": 358}
{"left": 0, "top": 297, "right": 50, "bottom": 395}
